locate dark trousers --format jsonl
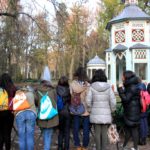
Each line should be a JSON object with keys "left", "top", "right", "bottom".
{"left": 58, "top": 113, "right": 71, "bottom": 150}
{"left": 0, "top": 111, "right": 14, "bottom": 150}
{"left": 73, "top": 115, "right": 90, "bottom": 148}
{"left": 140, "top": 113, "right": 148, "bottom": 138}
{"left": 123, "top": 125, "right": 139, "bottom": 149}
{"left": 94, "top": 124, "right": 108, "bottom": 150}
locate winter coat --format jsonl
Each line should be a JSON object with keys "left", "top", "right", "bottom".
{"left": 70, "top": 80, "right": 89, "bottom": 116}
{"left": 118, "top": 76, "right": 141, "bottom": 126}
{"left": 86, "top": 82, "right": 116, "bottom": 124}
{"left": 36, "top": 84, "right": 59, "bottom": 128}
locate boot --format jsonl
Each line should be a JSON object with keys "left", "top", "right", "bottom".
{"left": 76, "top": 147, "right": 82, "bottom": 150}
{"left": 82, "top": 147, "right": 88, "bottom": 150}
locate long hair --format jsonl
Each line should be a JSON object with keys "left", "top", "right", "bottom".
{"left": 0, "top": 73, "right": 16, "bottom": 97}
{"left": 74, "top": 66, "right": 88, "bottom": 82}
{"left": 123, "top": 70, "right": 136, "bottom": 81}
{"left": 58, "top": 76, "right": 69, "bottom": 87}
{"left": 91, "top": 69, "right": 107, "bottom": 83}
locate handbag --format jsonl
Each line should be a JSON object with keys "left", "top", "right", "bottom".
{"left": 69, "top": 103, "right": 85, "bottom": 115}
{"left": 107, "top": 124, "right": 120, "bottom": 144}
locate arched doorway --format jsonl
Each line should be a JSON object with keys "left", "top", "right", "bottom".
{"left": 116, "top": 54, "right": 126, "bottom": 86}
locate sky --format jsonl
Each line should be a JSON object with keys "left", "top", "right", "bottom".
{"left": 21, "top": 0, "right": 100, "bottom": 17}
{"left": 20, "top": 0, "right": 100, "bottom": 34}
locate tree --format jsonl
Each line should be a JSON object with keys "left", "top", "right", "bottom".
{"left": 96, "top": 0, "right": 124, "bottom": 58}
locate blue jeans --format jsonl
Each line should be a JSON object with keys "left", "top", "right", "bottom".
{"left": 42, "top": 128, "right": 53, "bottom": 150}
{"left": 16, "top": 110, "right": 36, "bottom": 150}
{"left": 73, "top": 115, "right": 90, "bottom": 147}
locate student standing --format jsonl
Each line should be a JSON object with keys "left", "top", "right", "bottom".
{"left": 118, "top": 71, "right": 141, "bottom": 150}
{"left": 56, "top": 76, "right": 71, "bottom": 150}
{"left": 0, "top": 73, "right": 16, "bottom": 150}
{"left": 70, "top": 67, "right": 90, "bottom": 150}
{"left": 36, "top": 66, "right": 59, "bottom": 150}
{"left": 15, "top": 86, "right": 37, "bottom": 150}
{"left": 86, "top": 69, "right": 116, "bottom": 150}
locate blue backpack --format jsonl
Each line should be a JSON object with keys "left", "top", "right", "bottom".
{"left": 57, "top": 95, "right": 64, "bottom": 111}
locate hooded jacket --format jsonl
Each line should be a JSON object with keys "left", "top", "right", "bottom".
{"left": 118, "top": 76, "right": 141, "bottom": 126}
{"left": 86, "top": 82, "right": 116, "bottom": 124}
{"left": 70, "top": 80, "right": 89, "bottom": 116}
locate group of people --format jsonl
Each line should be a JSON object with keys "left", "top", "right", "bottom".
{"left": 0, "top": 67, "right": 149, "bottom": 150}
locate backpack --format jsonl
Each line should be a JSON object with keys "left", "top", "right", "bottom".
{"left": 38, "top": 91, "right": 58, "bottom": 120}
{"left": 71, "top": 92, "right": 81, "bottom": 106}
{"left": 69, "top": 92, "right": 85, "bottom": 115}
{"left": 140, "top": 90, "right": 150, "bottom": 112}
{"left": 0, "top": 88, "right": 8, "bottom": 111}
{"left": 57, "top": 95, "right": 64, "bottom": 111}
{"left": 10, "top": 90, "right": 31, "bottom": 111}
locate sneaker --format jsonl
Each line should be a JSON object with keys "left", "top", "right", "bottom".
{"left": 130, "top": 148, "right": 139, "bottom": 150}
{"left": 120, "top": 144, "right": 129, "bottom": 150}
{"left": 122, "top": 146, "right": 129, "bottom": 150}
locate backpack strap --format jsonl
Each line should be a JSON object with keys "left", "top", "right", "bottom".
{"left": 38, "top": 91, "right": 49, "bottom": 97}
{"left": 38, "top": 91, "right": 43, "bottom": 96}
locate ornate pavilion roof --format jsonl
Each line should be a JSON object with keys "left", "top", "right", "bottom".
{"left": 106, "top": 5, "right": 150, "bottom": 30}
{"left": 113, "top": 44, "right": 128, "bottom": 52}
{"left": 87, "top": 55, "right": 105, "bottom": 65}
{"left": 129, "top": 43, "right": 150, "bottom": 50}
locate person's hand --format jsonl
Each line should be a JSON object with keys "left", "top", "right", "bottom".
{"left": 111, "top": 85, "right": 114, "bottom": 92}
{"left": 118, "top": 83, "right": 123, "bottom": 88}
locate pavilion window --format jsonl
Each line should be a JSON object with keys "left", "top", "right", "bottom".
{"left": 134, "top": 63, "right": 147, "bottom": 80}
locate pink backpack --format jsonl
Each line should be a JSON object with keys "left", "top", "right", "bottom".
{"left": 140, "top": 91, "right": 150, "bottom": 112}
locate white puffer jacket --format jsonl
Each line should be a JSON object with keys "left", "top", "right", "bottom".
{"left": 86, "top": 82, "right": 116, "bottom": 124}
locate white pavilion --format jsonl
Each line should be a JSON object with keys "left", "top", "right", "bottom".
{"left": 105, "top": 0, "right": 150, "bottom": 91}
{"left": 87, "top": 55, "right": 106, "bottom": 79}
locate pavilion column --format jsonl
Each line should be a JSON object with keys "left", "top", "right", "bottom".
{"left": 90, "top": 69, "right": 93, "bottom": 79}
{"left": 87, "top": 69, "right": 89, "bottom": 78}
{"left": 147, "top": 50, "right": 150, "bottom": 81}
{"left": 111, "top": 54, "right": 117, "bottom": 91}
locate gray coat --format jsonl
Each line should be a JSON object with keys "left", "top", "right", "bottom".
{"left": 86, "top": 82, "right": 116, "bottom": 124}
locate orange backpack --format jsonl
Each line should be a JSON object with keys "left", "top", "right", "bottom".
{"left": 0, "top": 88, "right": 8, "bottom": 110}
{"left": 10, "top": 90, "right": 30, "bottom": 111}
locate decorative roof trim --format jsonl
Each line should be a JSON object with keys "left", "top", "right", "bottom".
{"left": 113, "top": 44, "right": 128, "bottom": 52}
{"left": 106, "top": 18, "right": 150, "bottom": 30}
{"left": 129, "top": 43, "right": 150, "bottom": 50}
{"left": 106, "top": 5, "right": 150, "bottom": 30}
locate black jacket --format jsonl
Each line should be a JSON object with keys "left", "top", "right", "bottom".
{"left": 56, "top": 85, "right": 71, "bottom": 105}
{"left": 118, "top": 76, "right": 141, "bottom": 126}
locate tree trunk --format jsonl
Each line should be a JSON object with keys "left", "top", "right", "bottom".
{"left": 69, "top": 48, "right": 75, "bottom": 80}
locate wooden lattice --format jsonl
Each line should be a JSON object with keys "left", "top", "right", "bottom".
{"left": 132, "top": 29, "right": 144, "bottom": 42}
{"left": 134, "top": 49, "right": 146, "bottom": 59}
{"left": 115, "top": 30, "right": 125, "bottom": 43}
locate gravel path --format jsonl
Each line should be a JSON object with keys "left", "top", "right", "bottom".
{"left": 11, "top": 126, "right": 150, "bottom": 150}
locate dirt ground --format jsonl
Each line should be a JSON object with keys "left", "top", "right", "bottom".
{"left": 11, "top": 125, "right": 150, "bottom": 150}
